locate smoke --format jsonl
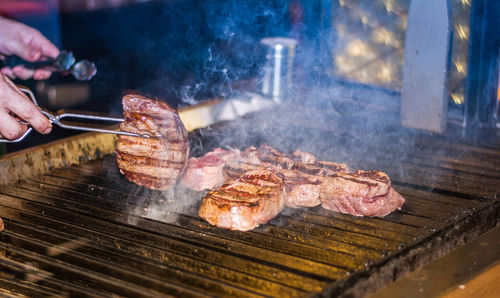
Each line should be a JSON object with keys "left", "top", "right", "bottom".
{"left": 117, "top": 0, "right": 421, "bottom": 226}
{"left": 129, "top": 0, "right": 293, "bottom": 106}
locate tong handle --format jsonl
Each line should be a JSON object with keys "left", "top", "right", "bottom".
{"left": 54, "top": 109, "right": 124, "bottom": 122}
{"left": 1, "top": 50, "right": 75, "bottom": 71}
{"left": 2, "top": 55, "right": 55, "bottom": 69}
{"left": 43, "top": 109, "right": 151, "bottom": 138}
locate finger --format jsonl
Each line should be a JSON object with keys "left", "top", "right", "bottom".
{"left": 12, "top": 66, "right": 35, "bottom": 80}
{"left": 38, "top": 38, "right": 60, "bottom": 59}
{"left": 7, "top": 97, "right": 52, "bottom": 135}
{"left": 1, "top": 67, "right": 16, "bottom": 79}
{"left": 1, "top": 76, "right": 52, "bottom": 134}
{"left": 0, "top": 109, "right": 28, "bottom": 140}
{"left": 23, "top": 31, "right": 59, "bottom": 61}
{"left": 33, "top": 69, "right": 52, "bottom": 80}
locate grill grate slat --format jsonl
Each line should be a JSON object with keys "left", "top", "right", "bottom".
{"left": 0, "top": 193, "right": 327, "bottom": 294}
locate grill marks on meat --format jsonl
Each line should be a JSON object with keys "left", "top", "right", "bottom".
{"left": 320, "top": 170, "right": 405, "bottom": 217}
{"left": 258, "top": 144, "right": 295, "bottom": 169}
{"left": 292, "top": 161, "right": 349, "bottom": 177}
{"left": 223, "top": 161, "right": 266, "bottom": 180}
{"left": 278, "top": 170, "right": 323, "bottom": 208}
{"left": 116, "top": 94, "right": 189, "bottom": 190}
{"left": 199, "top": 170, "right": 286, "bottom": 231}
{"left": 191, "top": 144, "right": 404, "bottom": 230}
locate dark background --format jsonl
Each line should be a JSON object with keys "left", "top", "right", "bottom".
{"left": 4, "top": 0, "right": 500, "bottom": 152}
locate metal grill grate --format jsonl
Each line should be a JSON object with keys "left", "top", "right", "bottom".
{"left": 0, "top": 107, "right": 499, "bottom": 297}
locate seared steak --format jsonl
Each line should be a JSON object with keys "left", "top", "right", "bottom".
{"left": 189, "top": 144, "right": 349, "bottom": 210}
{"left": 116, "top": 94, "right": 189, "bottom": 190}
{"left": 180, "top": 148, "right": 240, "bottom": 191}
{"left": 278, "top": 170, "right": 323, "bottom": 208}
{"left": 223, "top": 161, "right": 266, "bottom": 180}
{"left": 198, "top": 169, "right": 286, "bottom": 231}
{"left": 320, "top": 170, "right": 405, "bottom": 217}
{"left": 292, "top": 160, "right": 349, "bottom": 177}
{"left": 257, "top": 144, "right": 294, "bottom": 169}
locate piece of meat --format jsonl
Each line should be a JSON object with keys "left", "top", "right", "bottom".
{"left": 320, "top": 170, "right": 404, "bottom": 217}
{"left": 0, "top": 217, "right": 3, "bottom": 232}
{"left": 292, "top": 149, "right": 316, "bottom": 164}
{"left": 239, "top": 146, "right": 262, "bottom": 165}
{"left": 116, "top": 94, "right": 189, "bottom": 190}
{"left": 223, "top": 161, "right": 266, "bottom": 180}
{"left": 180, "top": 155, "right": 226, "bottom": 191}
{"left": 180, "top": 148, "right": 240, "bottom": 191}
{"left": 225, "top": 146, "right": 347, "bottom": 209}
{"left": 198, "top": 169, "right": 286, "bottom": 231}
{"left": 258, "top": 144, "right": 294, "bottom": 169}
{"left": 278, "top": 169, "right": 323, "bottom": 208}
{"left": 293, "top": 161, "right": 349, "bottom": 177}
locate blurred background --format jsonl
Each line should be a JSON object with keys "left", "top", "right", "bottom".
{"left": 1, "top": 0, "right": 499, "bottom": 151}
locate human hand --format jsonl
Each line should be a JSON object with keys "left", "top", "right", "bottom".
{"left": 0, "top": 16, "right": 60, "bottom": 80}
{"left": 0, "top": 74, "right": 52, "bottom": 140}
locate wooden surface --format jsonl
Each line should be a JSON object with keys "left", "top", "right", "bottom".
{"left": 440, "top": 262, "right": 500, "bottom": 298}
{"left": 370, "top": 226, "right": 500, "bottom": 298}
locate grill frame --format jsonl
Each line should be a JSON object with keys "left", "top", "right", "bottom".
{"left": 0, "top": 101, "right": 499, "bottom": 297}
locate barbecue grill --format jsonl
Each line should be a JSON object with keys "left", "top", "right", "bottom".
{"left": 1, "top": 84, "right": 499, "bottom": 297}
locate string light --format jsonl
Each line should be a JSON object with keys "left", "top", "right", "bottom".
{"left": 346, "top": 39, "right": 374, "bottom": 58}
{"left": 331, "top": 0, "right": 470, "bottom": 95}
{"left": 455, "top": 24, "right": 469, "bottom": 40}
{"left": 451, "top": 92, "right": 465, "bottom": 104}
{"left": 359, "top": 13, "right": 368, "bottom": 25}
{"left": 335, "top": 56, "right": 351, "bottom": 73}
{"left": 375, "top": 62, "right": 393, "bottom": 83}
{"left": 383, "top": 0, "right": 394, "bottom": 13}
{"left": 372, "top": 27, "right": 399, "bottom": 47}
{"left": 453, "top": 59, "right": 467, "bottom": 75}
{"left": 460, "top": 0, "right": 471, "bottom": 7}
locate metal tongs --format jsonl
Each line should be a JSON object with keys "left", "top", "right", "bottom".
{"left": 2, "top": 50, "right": 97, "bottom": 81}
{"left": 0, "top": 87, "right": 152, "bottom": 143}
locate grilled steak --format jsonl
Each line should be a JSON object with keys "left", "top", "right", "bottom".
{"left": 278, "top": 169, "right": 323, "bottom": 208}
{"left": 198, "top": 169, "right": 286, "bottom": 231}
{"left": 223, "top": 161, "right": 266, "bottom": 180}
{"left": 257, "top": 144, "right": 294, "bottom": 169}
{"left": 191, "top": 144, "right": 349, "bottom": 209}
{"left": 292, "top": 160, "right": 349, "bottom": 177}
{"left": 320, "top": 170, "right": 405, "bottom": 217}
{"left": 116, "top": 94, "right": 189, "bottom": 190}
{"left": 180, "top": 148, "right": 240, "bottom": 191}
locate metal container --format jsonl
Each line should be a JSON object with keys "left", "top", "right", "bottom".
{"left": 259, "top": 37, "right": 297, "bottom": 102}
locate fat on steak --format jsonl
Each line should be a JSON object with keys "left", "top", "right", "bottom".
{"left": 180, "top": 148, "right": 240, "bottom": 191}
{"left": 116, "top": 94, "right": 189, "bottom": 190}
{"left": 320, "top": 170, "right": 405, "bottom": 217}
{"left": 198, "top": 169, "right": 286, "bottom": 231}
